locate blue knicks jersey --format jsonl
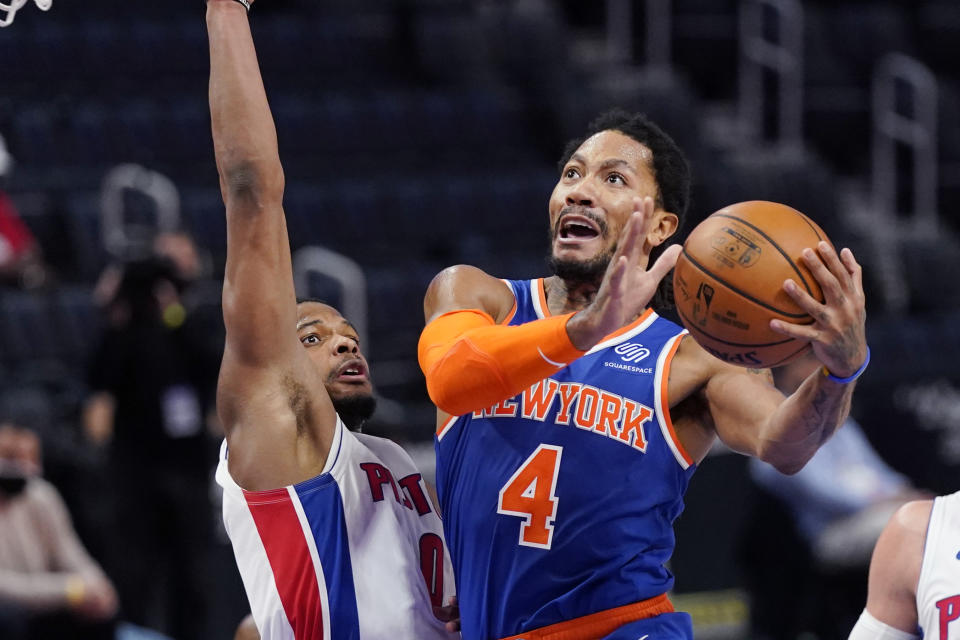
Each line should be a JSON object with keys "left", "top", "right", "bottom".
{"left": 435, "top": 278, "right": 698, "bottom": 640}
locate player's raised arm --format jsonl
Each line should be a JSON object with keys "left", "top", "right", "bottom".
{"left": 208, "top": 0, "right": 291, "bottom": 368}
{"left": 207, "top": 0, "right": 335, "bottom": 487}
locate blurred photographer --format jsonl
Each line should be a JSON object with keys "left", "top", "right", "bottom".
{"left": 82, "top": 247, "right": 220, "bottom": 640}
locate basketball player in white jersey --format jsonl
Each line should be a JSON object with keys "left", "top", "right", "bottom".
{"left": 206, "top": 1, "right": 457, "bottom": 637}
{"left": 848, "top": 491, "right": 960, "bottom": 640}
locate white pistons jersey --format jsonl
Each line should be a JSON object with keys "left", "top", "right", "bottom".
{"left": 917, "top": 491, "right": 960, "bottom": 640}
{"left": 216, "top": 417, "right": 457, "bottom": 640}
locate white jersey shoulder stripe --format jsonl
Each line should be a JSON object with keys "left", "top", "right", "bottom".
{"left": 653, "top": 331, "right": 693, "bottom": 470}
{"left": 586, "top": 311, "right": 661, "bottom": 355}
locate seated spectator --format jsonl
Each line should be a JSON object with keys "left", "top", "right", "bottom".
{"left": 0, "top": 420, "right": 117, "bottom": 640}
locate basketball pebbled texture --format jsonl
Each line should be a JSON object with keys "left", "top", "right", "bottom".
{"left": 672, "top": 200, "right": 832, "bottom": 368}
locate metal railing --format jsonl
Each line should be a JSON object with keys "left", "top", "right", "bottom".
{"left": 871, "top": 53, "right": 939, "bottom": 235}
{"left": 738, "top": 0, "right": 803, "bottom": 149}
{"left": 292, "top": 245, "right": 369, "bottom": 357}
{"left": 606, "top": 0, "right": 671, "bottom": 72}
{"left": 100, "top": 164, "right": 181, "bottom": 260}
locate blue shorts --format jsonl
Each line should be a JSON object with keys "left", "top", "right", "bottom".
{"left": 601, "top": 611, "right": 694, "bottom": 639}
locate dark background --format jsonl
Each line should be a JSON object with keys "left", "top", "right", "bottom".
{"left": 2, "top": 1, "right": 960, "bottom": 638}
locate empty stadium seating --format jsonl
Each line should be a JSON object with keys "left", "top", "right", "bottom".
{"left": 2, "top": 0, "right": 959, "bottom": 440}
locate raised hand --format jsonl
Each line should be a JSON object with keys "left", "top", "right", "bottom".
{"left": 567, "top": 196, "right": 681, "bottom": 351}
{"left": 770, "top": 242, "right": 867, "bottom": 377}
{"left": 207, "top": 0, "right": 253, "bottom": 10}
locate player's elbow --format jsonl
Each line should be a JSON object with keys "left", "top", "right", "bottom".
{"left": 221, "top": 161, "right": 285, "bottom": 203}
{"left": 423, "top": 357, "right": 515, "bottom": 416}
{"left": 424, "top": 376, "right": 473, "bottom": 417}
{"left": 771, "top": 459, "right": 806, "bottom": 476}
{"left": 421, "top": 353, "right": 469, "bottom": 415}
{"left": 761, "top": 450, "right": 812, "bottom": 476}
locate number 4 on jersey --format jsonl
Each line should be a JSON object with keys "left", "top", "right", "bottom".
{"left": 497, "top": 444, "right": 563, "bottom": 549}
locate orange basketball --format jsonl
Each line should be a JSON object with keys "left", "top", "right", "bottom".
{"left": 672, "top": 200, "right": 832, "bottom": 368}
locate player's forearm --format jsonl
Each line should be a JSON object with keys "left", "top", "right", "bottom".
{"left": 207, "top": 0, "right": 283, "bottom": 199}
{"left": 758, "top": 372, "right": 854, "bottom": 474}
{"left": 207, "top": 0, "right": 296, "bottom": 366}
{"left": 418, "top": 309, "right": 585, "bottom": 415}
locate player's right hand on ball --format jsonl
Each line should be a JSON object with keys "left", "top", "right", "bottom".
{"left": 770, "top": 242, "right": 867, "bottom": 378}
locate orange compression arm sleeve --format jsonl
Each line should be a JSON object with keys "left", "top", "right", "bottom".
{"left": 418, "top": 309, "right": 586, "bottom": 416}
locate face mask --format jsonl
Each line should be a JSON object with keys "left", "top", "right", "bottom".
{"left": 0, "top": 474, "right": 27, "bottom": 497}
{"left": 0, "top": 460, "right": 31, "bottom": 499}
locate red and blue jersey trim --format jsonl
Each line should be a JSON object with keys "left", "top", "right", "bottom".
{"left": 243, "top": 474, "right": 360, "bottom": 640}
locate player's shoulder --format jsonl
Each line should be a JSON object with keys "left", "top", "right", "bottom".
{"left": 426, "top": 264, "right": 513, "bottom": 298}
{"left": 424, "top": 264, "right": 517, "bottom": 322}
{"left": 669, "top": 333, "right": 743, "bottom": 394}
{"left": 432, "top": 263, "right": 495, "bottom": 279}
{"left": 889, "top": 499, "right": 934, "bottom": 540}
{"left": 426, "top": 264, "right": 499, "bottom": 292}
{"left": 864, "top": 499, "right": 931, "bottom": 610}
{"left": 872, "top": 499, "right": 932, "bottom": 583}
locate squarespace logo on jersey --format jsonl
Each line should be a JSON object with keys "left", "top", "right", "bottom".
{"left": 604, "top": 342, "right": 653, "bottom": 374}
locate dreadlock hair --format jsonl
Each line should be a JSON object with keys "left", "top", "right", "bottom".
{"left": 558, "top": 109, "right": 691, "bottom": 312}
{"left": 296, "top": 297, "right": 329, "bottom": 307}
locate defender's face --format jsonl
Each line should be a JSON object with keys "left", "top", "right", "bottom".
{"left": 296, "top": 302, "right": 373, "bottom": 402}
{"left": 548, "top": 130, "right": 660, "bottom": 266}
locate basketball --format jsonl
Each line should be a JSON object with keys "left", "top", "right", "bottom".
{"left": 672, "top": 200, "right": 832, "bottom": 368}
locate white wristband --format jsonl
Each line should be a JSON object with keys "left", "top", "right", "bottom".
{"left": 232, "top": 0, "right": 250, "bottom": 10}
{"left": 848, "top": 609, "right": 919, "bottom": 640}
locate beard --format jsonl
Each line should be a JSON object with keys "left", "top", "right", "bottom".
{"left": 331, "top": 392, "right": 377, "bottom": 432}
{"left": 547, "top": 247, "right": 615, "bottom": 286}
{"left": 547, "top": 206, "right": 615, "bottom": 286}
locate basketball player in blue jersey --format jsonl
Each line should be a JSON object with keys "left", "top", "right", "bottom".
{"left": 419, "top": 109, "right": 869, "bottom": 640}
{"left": 206, "top": 1, "right": 458, "bottom": 638}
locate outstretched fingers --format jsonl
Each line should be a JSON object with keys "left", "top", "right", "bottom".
{"left": 772, "top": 243, "right": 868, "bottom": 374}
{"left": 648, "top": 244, "right": 682, "bottom": 282}
{"left": 769, "top": 315, "right": 818, "bottom": 342}
{"left": 840, "top": 247, "right": 864, "bottom": 296}
{"left": 607, "top": 197, "right": 657, "bottom": 272}
{"left": 769, "top": 277, "right": 826, "bottom": 341}
{"left": 615, "top": 208, "right": 647, "bottom": 266}
{"left": 803, "top": 242, "right": 853, "bottom": 305}
{"left": 606, "top": 255, "right": 630, "bottom": 297}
